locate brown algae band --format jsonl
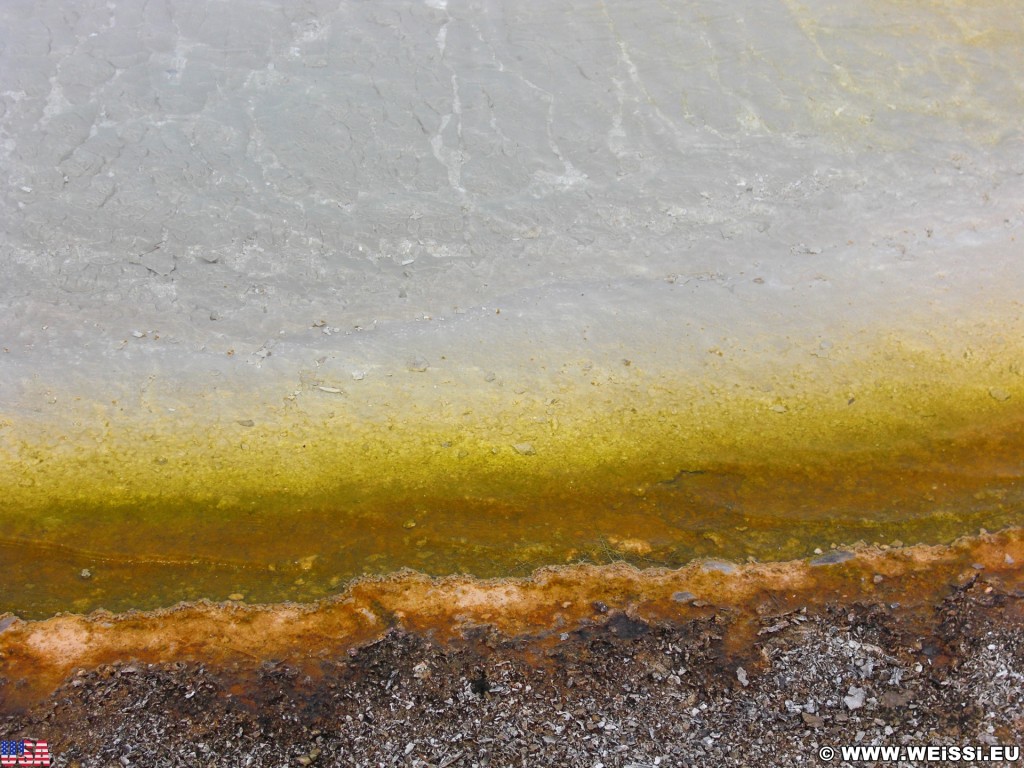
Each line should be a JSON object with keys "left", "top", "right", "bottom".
{"left": 1, "top": 527, "right": 1022, "bottom": 714}
{"left": 1, "top": 329, "right": 1023, "bottom": 618}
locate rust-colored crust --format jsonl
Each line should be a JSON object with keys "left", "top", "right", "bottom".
{"left": 2, "top": 527, "right": 1021, "bottom": 713}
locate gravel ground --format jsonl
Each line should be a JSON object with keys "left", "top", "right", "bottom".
{"left": 3, "top": 574, "right": 1021, "bottom": 768}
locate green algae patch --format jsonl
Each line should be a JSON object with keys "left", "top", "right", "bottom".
{"left": 2, "top": 333, "right": 1023, "bottom": 617}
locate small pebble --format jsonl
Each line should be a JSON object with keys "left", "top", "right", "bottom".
{"left": 801, "top": 712, "right": 825, "bottom": 727}
{"left": 702, "top": 561, "right": 735, "bottom": 574}
{"left": 989, "top": 387, "right": 1011, "bottom": 402}
{"left": 80, "top": 568, "right": 92, "bottom": 579}
{"left": 810, "top": 550, "right": 855, "bottom": 566}
{"left": 844, "top": 686, "right": 866, "bottom": 710}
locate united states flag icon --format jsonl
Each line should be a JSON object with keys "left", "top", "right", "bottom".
{"left": 0, "top": 740, "right": 50, "bottom": 767}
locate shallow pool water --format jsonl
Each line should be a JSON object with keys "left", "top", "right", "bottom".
{"left": 2, "top": 0, "right": 1022, "bottom": 617}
